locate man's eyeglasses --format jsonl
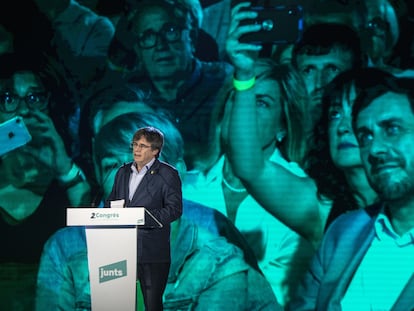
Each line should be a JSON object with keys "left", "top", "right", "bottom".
{"left": 137, "top": 23, "right": 186, "bottom": 49}
{"left": 0, "top": 92, "right": 49, "bottom": 113}
{"left": 365, "top": 17, "right": 390, "bottom": 33}
{"left": 130, "top": 142, "right": 152, "bottom": 150}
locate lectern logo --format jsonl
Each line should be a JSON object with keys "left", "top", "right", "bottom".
{"left": 99, "top": 260, "right": 127, "bottom": 283}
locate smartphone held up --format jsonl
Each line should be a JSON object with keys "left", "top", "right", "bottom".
{"left": 0, "top": 116, "right": 32, "bottom": 157}
{"left": 239, "top": 4, "right": 304, "bottom": 45}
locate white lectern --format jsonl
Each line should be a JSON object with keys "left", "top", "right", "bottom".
{"left": 66, "top": 208, "right": 145, "bottom": 311}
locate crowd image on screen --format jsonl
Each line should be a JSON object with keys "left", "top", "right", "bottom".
{"left": 1, "top": 0, "right": 414, "bottom": 310}
{"left": 288, "top": 64, "right": 414, "bottom": 311}
{"left": 183, "top": 58, "right": 315, "bottom": 306}
{"left": 0, "top": 51, "right": 91, "bottom": 309}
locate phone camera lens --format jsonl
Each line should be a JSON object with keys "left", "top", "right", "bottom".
{"left": 261, "top": 19, "right": 274, "bottom": 31}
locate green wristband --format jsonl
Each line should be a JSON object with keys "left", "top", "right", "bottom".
{"left": 233, "top": 76, "right": 256, "bottom": 91}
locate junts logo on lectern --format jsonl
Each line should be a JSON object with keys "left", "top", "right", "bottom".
{"left": 99, "top": 260, "right": 127, "bottom": 283}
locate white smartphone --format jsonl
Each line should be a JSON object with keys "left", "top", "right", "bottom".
{"left": 0, "top": 116, "right": 32, "bottom": 157}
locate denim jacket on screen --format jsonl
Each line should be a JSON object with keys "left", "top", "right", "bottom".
{"left": 36, "top": 218, "right": 281, "bottom": 310}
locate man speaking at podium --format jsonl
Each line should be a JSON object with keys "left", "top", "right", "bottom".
{"left": 105, "top": 126, "right": 183, "bottom": 311}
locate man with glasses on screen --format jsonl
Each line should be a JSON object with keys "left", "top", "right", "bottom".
{"left": 126, "top": 0, "right": 233, "bottom": 171}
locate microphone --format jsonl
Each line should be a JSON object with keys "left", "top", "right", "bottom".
{"left": 144, "top": 208, "right": 163, "bottom": 228}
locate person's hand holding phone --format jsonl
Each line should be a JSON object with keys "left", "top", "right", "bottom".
{"left": 23, "top": 110, "right": 73, "bottom": 179}
{"left": 0, "top": 116, "right": 31, "bottom": 157}
{"left": 226, "top": 2, "right": 262, "bottom": 80}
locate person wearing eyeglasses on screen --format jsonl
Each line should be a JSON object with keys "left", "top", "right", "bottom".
{"left": 0, "top": 52, "right": 91, "bottom": 311}
{"left": 123, "top": 0, "right": 233, "bottom": 172}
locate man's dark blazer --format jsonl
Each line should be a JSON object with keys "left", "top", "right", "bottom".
{"left": 288, "top": 203, "right": 414, "bottom": 311}
{"left": 105, "top": 159, "right": 183, "bottom": 263}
